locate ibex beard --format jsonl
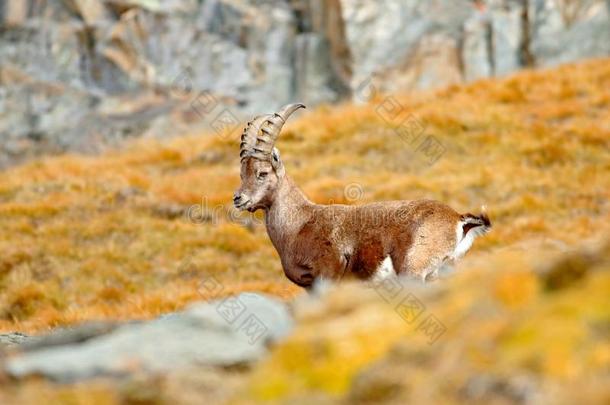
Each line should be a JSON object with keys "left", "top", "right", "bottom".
{"left": 234, "top": 103, "right": 491, "bottom": 289}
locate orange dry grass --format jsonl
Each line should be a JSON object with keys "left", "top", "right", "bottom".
{"left": 0, "top": 59, "right": 609, "bottom": 333}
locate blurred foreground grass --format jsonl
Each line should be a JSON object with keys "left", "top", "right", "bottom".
{"left": 0, "top": 59, "right": 608, "bottom": 332}
{"left": 2, "top": 235, "right": 609, "bottom": 404}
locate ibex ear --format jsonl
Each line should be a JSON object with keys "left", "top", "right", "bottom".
{"left": 271, "top": 147, "right": 283, "bottom": 172}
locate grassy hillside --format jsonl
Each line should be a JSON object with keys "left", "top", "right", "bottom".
{"left": 0, "top": 59, "right": 609, "bottom": 334}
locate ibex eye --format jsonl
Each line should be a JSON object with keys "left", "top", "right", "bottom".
{"left": 257, "top": 172, "right": 268, "bottom": 180}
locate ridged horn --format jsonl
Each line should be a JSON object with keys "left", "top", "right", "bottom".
{"left": 240, "top": 114, "right": 271, "bottom": 162}
{"left": 240, "top": 103, "right": 306, "bottom": 162}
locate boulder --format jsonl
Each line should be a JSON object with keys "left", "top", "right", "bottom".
{"left": 0, "top": 332, "right": 32, "bottom": 349}
{"left": 5, "top": 293, "right": 293, "bottom": 382}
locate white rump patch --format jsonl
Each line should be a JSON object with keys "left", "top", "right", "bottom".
{"left": 452, "top": 219, "right": 490, "bottom": 259}
{"left": 371, "top": 256, "right": 396, "bottom": 282}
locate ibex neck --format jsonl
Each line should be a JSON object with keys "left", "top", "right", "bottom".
{"left": 265, "top": 174, "right": 312, "bottom": 250}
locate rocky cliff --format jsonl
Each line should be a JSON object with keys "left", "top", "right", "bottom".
{"left": 0, "top": 0, "right": 608, "bottom": 167}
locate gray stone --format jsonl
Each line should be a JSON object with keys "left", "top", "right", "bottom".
{"left": 0, "top": 332, "right": 32, "bottom": 349}
{"left": 5, "top": 293, "right": 293, "bottom": 382}
{"left": 19, "top": 321, "right": 125, "bottom": 352}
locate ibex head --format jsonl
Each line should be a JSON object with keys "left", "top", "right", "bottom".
{"left": 233, "top": 103, "right": 305, "bottom": 212}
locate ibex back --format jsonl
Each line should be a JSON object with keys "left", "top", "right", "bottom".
{"left": 234, "top": 104, "right": 491, "bottom": 288}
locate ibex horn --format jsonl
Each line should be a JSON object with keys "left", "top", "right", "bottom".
{"left": 240, "top": 114, "right": 271, "bottom": 161}
{"left": 240, "top": 103, "right": 306, "bottom": 161}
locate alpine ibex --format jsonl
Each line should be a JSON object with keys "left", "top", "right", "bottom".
{"left": 233, "top": 103, "right": 491, "bottom": 288}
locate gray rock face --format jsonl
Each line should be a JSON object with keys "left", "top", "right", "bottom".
{"left": 0, "top": 0, "right": 350, "bottom": 167}
{"left": 342, "top": 0, "right": 610, "bottom": 98}
{"left": 530, "top": 0, "right": 610, "bottom": 65}
{"left": 0, "top": 0, "right": 608, "bottom": 166}
{"left": 342, "top": 0, "right": 471, "bottom": 93}
{"left": 5, "top": 293, "right": 293, "bottom": 382}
